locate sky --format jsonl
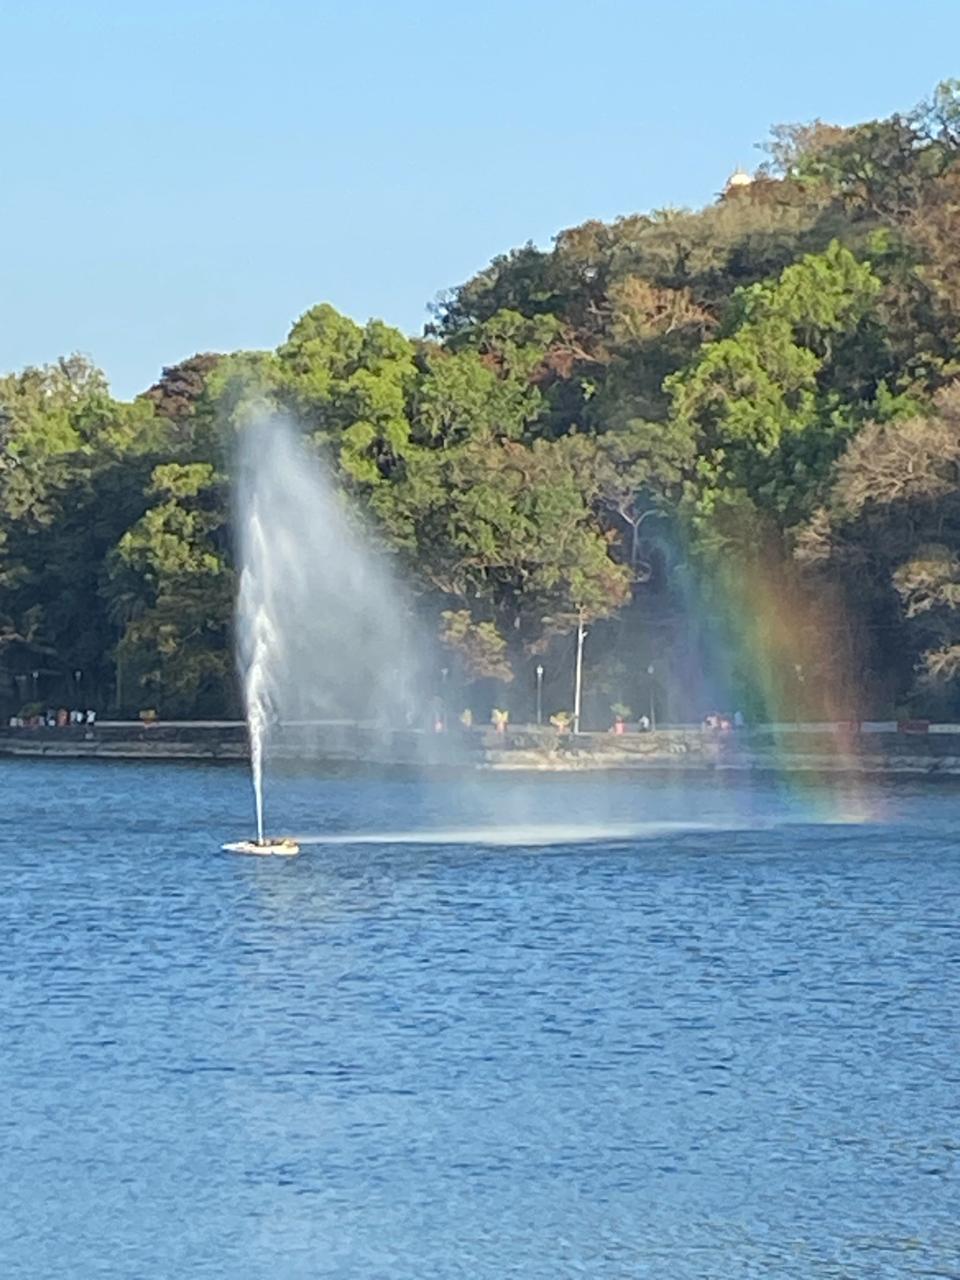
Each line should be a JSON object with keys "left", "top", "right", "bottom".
{"left": 2, "top": 0, "right": 959, "bottom": 400}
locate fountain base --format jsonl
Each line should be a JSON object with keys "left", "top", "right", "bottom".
{"left": 223, "top": 838, "right": 301, "bottom": 857}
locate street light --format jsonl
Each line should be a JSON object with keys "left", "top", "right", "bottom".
{"left": 573, "top": 611, "right": 587, "bottom": 735}
{"left": 535, "top": 663, "right": 544, "bottom": 726}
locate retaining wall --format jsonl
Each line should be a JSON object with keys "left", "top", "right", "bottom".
{"left": 4, "top": 720, "right": 960, "bottom": 775}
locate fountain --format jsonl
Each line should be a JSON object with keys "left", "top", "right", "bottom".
{"left": 225, "top": 413, "right": 423, "bottom": 853}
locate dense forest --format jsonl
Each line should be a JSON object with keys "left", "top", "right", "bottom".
{"left": 4, "top": 81, "right": 960, "bottom": 726}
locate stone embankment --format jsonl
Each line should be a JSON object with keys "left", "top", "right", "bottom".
{"left": 3, "top": 719, "right": 960, "bottom": 775}
{"left": 0, "top": 720, "right": 249, "bottom": 762}
{"left": 482, "top": 721, "right": 960, "bottom": 773}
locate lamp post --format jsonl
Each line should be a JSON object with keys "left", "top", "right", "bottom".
{"left": 31, "top": 669, "right": 39, "bottom": 702}
{"left": 573, "top": 610, "right": 587, "bottom": 735}
{"left": 647, "top": 663, "right": 656, "bottom": 732}
{"left": 440, "top": 666, "right": 449, "bottom": 732}
{"left": 535, "top": 663, "right": 544, "bottom": 726}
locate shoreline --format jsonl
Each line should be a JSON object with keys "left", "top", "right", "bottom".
{"left": 4, "top": 724, "right": 960, "bottom": 777}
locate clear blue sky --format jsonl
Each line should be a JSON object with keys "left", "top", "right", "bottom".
{"left": 3, "top": 0, "right": 958, "bottom": 399}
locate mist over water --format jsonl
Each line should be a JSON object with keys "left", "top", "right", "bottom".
{"left": 294, "top": 821, "right": 717, "bottom": 846}
{"left": 233, "top": 416, "right": 424, "bottom": 839}
{"left": 229, "top": 417, "right": 869, "bottom": 848}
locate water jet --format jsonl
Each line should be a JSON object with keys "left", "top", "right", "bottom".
{"left": 230, "top": 413, "right": 423, "bottom": 848}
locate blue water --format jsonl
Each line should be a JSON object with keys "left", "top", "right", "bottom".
{"left": 1, "top": 760, "right": 958, "bottom": 1278}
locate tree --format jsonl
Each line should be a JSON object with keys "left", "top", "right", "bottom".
{"left": 439, "top": 610, "right": 512, "bottom": 682}
{"left": 105, "top": 462, "right": 234, "bottom": 715}
{"left": 377, "top": 436, "right": 631, "bottom": 678}
{"left": 795, "top": 384, "right": 960, "bottom": 711}
{"left": 0, "top": 358, "right": 177, "bottom": 707}
{"left": 794, "top": 83, "right": 960, "bottom": 221}
{"left": 759, "top": 120, "right": 848, "bottom": 178}
{"left": 4, "top": 80, "right": 960, "bottom": 722}
{"left": 668, "top": 241, "right": 886, "bottom": 534}
{"left": 272, "top": 305, "right": 418, "bottom": 484}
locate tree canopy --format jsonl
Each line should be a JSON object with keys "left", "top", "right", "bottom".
{"left": 4, "top": 80, "right": 960, "bottom": 723}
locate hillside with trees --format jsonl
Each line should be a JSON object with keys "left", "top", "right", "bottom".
{"left": 4, "top": 80, "right": 960, "bottom": 725}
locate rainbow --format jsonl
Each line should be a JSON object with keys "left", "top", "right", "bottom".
{"left": 682, "top": 542, "right": 883, "bottom": 823}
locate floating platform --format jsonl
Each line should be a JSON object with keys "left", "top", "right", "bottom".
{"left": 223, "top": 837, "right": 301, "bottom": 857}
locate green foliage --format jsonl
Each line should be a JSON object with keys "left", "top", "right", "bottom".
{"left": 377, "top": 435, "right": 632, "bottom": 673}
{"left": 270, "top": 306, "right": 420, "bottom": 485}
{"left": 668, "top": 241, "right": 887, "bottom": 531}
{"left": 795, "top": 384, "right": 960, "bottom": 713}
{"left": 4, "top": 80, "right": 960, "bottom": 717}
{"left": 106, "top": 462, "right": 233, "bottom": 715}
{"left": 0, "top": 358, "right": 187, "bottom": 703}
{"left": 440, "top": 609, "right": 513, "bottom": 682}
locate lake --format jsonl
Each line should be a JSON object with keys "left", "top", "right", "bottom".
{"left": 1, "top": 759, "right": 957, "bottom": 1278}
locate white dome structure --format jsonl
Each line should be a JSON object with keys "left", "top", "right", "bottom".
{"left": 725, "top": 167, "right": 754, "bottom": 190}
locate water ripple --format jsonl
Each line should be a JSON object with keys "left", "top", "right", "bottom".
{"left": 0, "top": 761, "right": 958, "bottom": 1278}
